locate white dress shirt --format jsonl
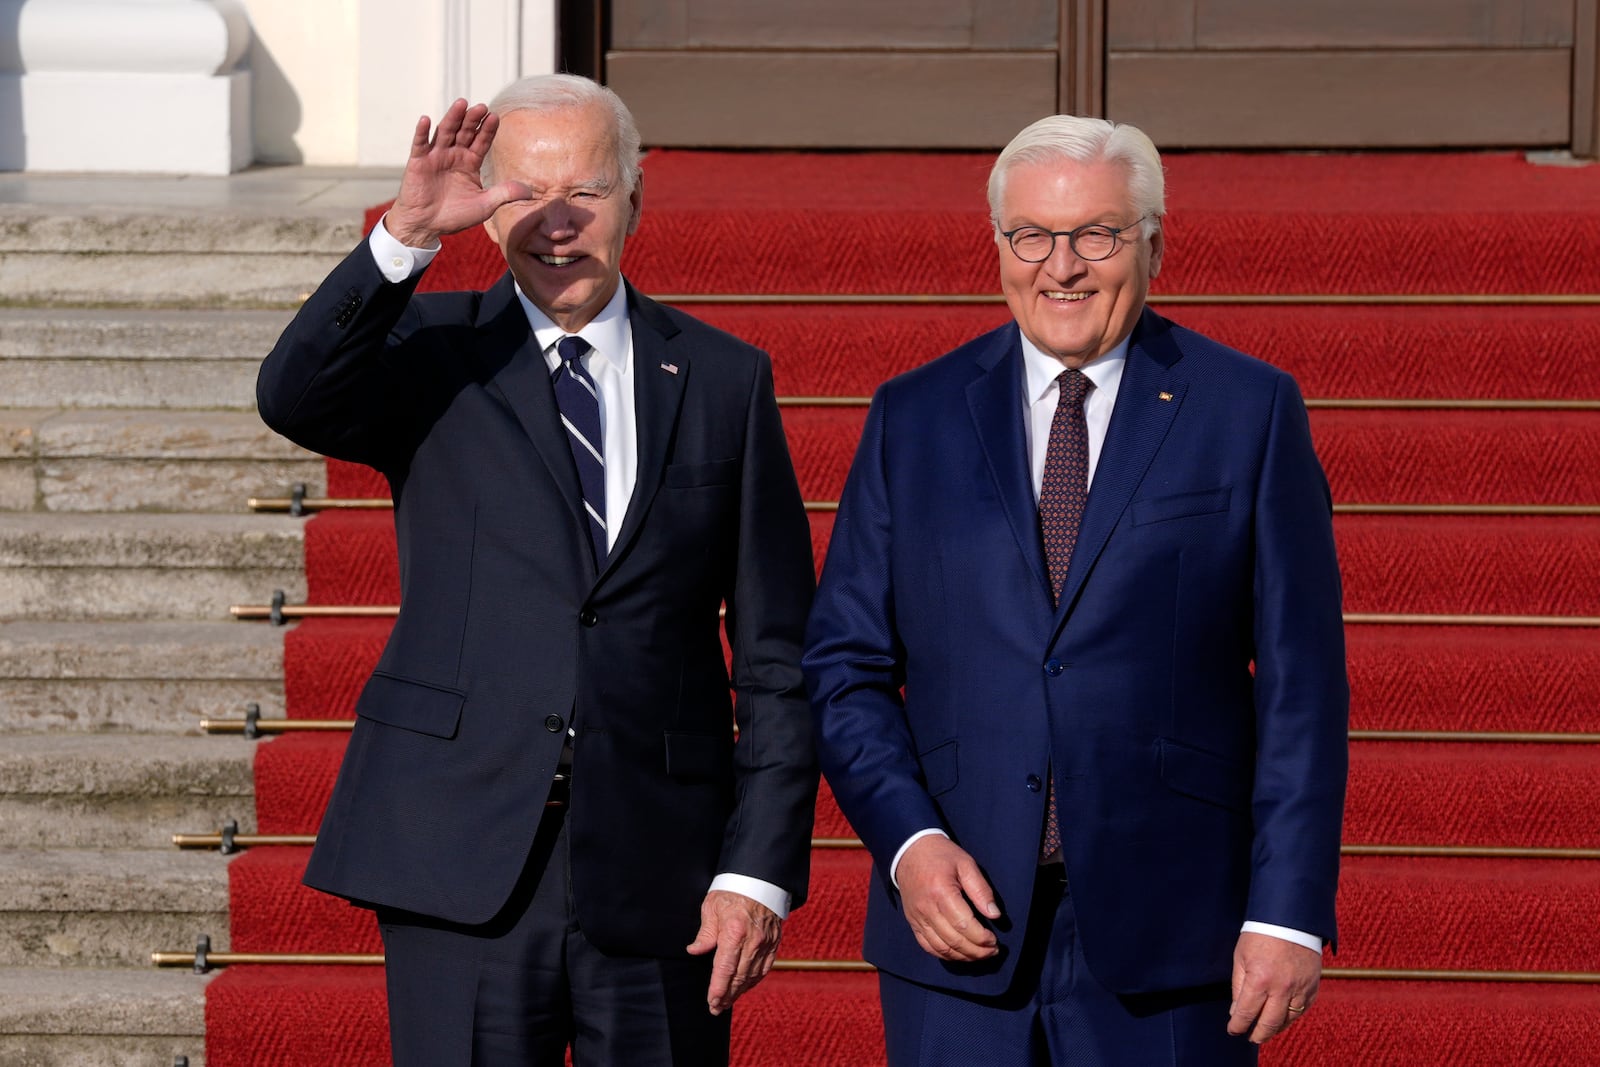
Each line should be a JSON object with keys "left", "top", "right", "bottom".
{"left": 890, "top": 330, "right": 1320, "bottom": 954}
{"left": 366, "top": 218, "right": 792, "bottom": 919}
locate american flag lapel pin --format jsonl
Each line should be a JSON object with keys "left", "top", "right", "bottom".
{"left": 660, "top": 361, "right": 679, "bottom": 375}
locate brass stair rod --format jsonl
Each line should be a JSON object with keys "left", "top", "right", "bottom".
{"left": 170, "top": 829, "right": 1600, "bottom": 861}
{"left": 195, "top": 709, "right": 1600, "bottom": 744}
{"left": 147, "top": 948, "right": 1600, "bottom": 983}
{"left": 231, "top": 604, "right": 1600, "bottom": 627}
{"left": 651, "top": 293, "right": 1600, "bottom": 306}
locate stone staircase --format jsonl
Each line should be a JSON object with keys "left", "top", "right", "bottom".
{"left": 0, "top": 173, "right": 382, "bottom": 1066}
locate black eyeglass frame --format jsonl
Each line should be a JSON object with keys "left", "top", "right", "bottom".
{"left": 999, "top": 214, "right": 1155, "bottom": 263}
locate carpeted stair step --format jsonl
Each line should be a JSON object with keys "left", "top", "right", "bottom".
{"left": 1334, "top": 514, "right": 1600, "bottom": 616}
{"left": 691, "top": 303, "right": 1600, "bottom": 402}
{"left": 279, "top": 617, "right": 1600, "bottom": 734}
{"left": 403, "top": 151, "right": 1600, "bottom": 297}
{"left": 198, "top": 963, "right": 1600, "bottom": 1067}
{"left": 297, "top": 509, "right": 1600, "bottom": 618}
{"left": 0, "top": 966, "right": 210, "bottom": 1067}
{"left": 0, "top": 620, "right": 285, "bottom": 733}
{"left": 226, "top": 846, "right": 1600, "bottom": 975}
{"left": 203, "top": 966, "right": 886, "bottom": 1067}
{"left": 775, "top": 406, "right": 1600, "bottom": 506}
{"left": 324, "top": 404, "right": 1600, "bottom": 506}
{"left": 252, "top": 733, "right": 1600, "bottom": 851}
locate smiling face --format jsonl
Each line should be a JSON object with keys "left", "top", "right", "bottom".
{"left": 482, "top": 104, "right": 643, "bottom": 332}
{"left": 995, "top": 157, "right": 1162, "bottom": 369}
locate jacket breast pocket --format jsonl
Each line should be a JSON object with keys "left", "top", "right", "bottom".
{"left": 1130, "top": 487, "right": 1232, "bottom": 526}
{"left": 663, "top": 458, "right": 738, "bottom": 489}
{"left": 355, "top": 671, "right": 466, "bottom": 739}
{"left": 1157, "top": 737, "right": 1251, "bottom": 812}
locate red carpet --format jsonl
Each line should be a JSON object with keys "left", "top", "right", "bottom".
{"left": 299, "top": 509, "right": 1599, "bottom": 617}
{"left": 392, "top": 151, "right": 1600, "bottom": 296}
{"left": 214, "top": 150, "right": 1600, "bottom": 1066}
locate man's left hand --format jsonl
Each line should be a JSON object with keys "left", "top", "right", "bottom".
{"left": 686, "top": 890, "right": 783, "bottom": 1016}
{"left": 1227, "top": 931, "right": 1322, "bottom": 1044}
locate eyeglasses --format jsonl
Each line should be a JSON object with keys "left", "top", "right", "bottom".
{"left": 1000, "top": 215, "right": 1152, "bottom": 263}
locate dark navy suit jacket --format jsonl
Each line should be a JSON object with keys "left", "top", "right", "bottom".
{"left": 258, "top": 244, "right": 818, "bottom": 957}
{"left": 805, "top": 308, "right": 1348, "bottom": 996}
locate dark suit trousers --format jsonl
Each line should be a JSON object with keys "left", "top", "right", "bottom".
{"left": 878, "top": 867, "right": 1258, "bottom": 1067}
{"left": 376, "top": 802, "right": 730, "bottom": 1067}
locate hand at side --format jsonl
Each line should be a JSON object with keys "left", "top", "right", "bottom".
{"left": 686, "top": 890, "right": 783, "bottom": 1015}
{"left": 1228, "top": 930, "right": 1322, "bottom": 1044}
{"left": 895, "top": 835, "right": 1002, "bottom": 962}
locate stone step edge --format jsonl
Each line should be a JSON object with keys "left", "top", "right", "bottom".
{"left": 0, "top": 966, "right": 211, "bottom": 1034}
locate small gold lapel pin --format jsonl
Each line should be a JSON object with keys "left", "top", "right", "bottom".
{"left": 1158, "top": 391, "right": 1174, "bottom": 402}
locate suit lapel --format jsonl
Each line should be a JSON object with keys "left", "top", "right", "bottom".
{"left": 966, "top": 325, "right": 1053, "bottom": 604}
{"left": 598, "top": 286, "right": 687, "bottom": 583}
{"left": 475, "top": 274, "right": 593, "bottom": 563}
{"left": 1052, "top": 308, "right": 1188, "bottom": 628}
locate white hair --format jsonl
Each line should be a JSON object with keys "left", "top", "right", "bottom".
{"left": 481, "top": 73, "right": 642, "bottom": 192}
{"left": 987, "top": 115, "right": 1165, "bottom": 238}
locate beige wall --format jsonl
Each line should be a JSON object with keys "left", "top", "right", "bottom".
{"left": 243, "top": 0, "right": 556, "bottom": 166}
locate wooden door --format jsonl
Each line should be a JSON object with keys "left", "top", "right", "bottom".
{"left": 603, "top": 0, "right": 1090, "bottom": 148}
{"left": 598, "top": 0, "right": 1600, "bottom": 155}
{"left": 1105, "top": 0, "right": 1597, "bottom": 152}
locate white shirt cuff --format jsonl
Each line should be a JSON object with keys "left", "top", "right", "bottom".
{"left": 368, "top": 213, "right": 441, "bottom": 283}
{"left": 1241, "top": 920, "right": 1324, "bottom": 954}
{"left": 889, "top": 828, "right": 949, "bottom": 889}
{"left": 708, "top": 873, "right": 791, "bottom": 920}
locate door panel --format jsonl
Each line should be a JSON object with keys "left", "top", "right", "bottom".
{"left": 1105, "top": 0, "right": 1585, "bottom": 148}
{"left": 608, "top": 0, "right": 1060, "bottom": 147}
{"left": 1109, "top": 48, "right": 1571, "bottom": 147}
{"left": 605, "top": 51, "right": 1057, "bottom": 149}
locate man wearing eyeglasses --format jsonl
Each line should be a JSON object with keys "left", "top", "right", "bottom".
{"left": 805, "top": 115, "right": 1348, "bottom": 1066}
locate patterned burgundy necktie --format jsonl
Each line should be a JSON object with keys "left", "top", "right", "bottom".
{"left": 1037, "top": 368, "right": 1092, "bottom": 859}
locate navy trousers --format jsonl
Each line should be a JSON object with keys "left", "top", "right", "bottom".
{"left": 879, "top": 867, "right": 1259, "bottom": 1067}
{"left": 376, "top": 804, "right": 730, "bottom": 1066}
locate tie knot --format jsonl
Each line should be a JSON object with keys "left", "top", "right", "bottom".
{"left": 1058, "top": 368, "right": 1092, "bottom": 405}
{"left": 557, "top": 335, "right": 591, "bottom": 366}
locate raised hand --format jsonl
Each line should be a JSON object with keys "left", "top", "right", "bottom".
{"left": 385, "top": 99, "right": 532, "bottom": 248}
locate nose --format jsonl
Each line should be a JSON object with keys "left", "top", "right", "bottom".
{"left": 541, "top": 199, "right": 578, "bottom": 240}
{"left": 1043, "top": 235, "right": 1087, "bottom": 278}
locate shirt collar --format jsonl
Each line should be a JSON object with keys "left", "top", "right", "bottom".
{"left": 1020, "top": 329, "right": 1132, "bottom": 404}
{"left": 515, "top": 279, "right": 633, "bottom": 375}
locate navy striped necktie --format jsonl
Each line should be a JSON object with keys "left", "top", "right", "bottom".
{"left": 552, "top": 335, "right": 607, "bottom": 566}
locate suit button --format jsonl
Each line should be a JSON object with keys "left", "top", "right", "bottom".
{"left": 579, "top": 609, "right": 598, "bottom": 627}
{"left": 1026, "top": 775, "right": 1042, "bottom": 792}
{"left": 544, "top": 714, "right": 564, "bottom": 733}
{"left": 1044, "top": 659, "right": 1063, "bottom": 676}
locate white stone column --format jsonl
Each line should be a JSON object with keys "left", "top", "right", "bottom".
{"left": 0, "top": 0, "right": 253, "bottom": 173}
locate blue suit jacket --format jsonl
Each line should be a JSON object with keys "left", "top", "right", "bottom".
{"left": 258, "top": 244, "right": 817, "bottom": 957}
{"left": 805, "top": 308, "right": 1348, "bottom": 996}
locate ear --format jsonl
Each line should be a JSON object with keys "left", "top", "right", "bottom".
{"left": 1147, "top": 220, "right": 1165, "bottom": 279}
{"left": 626, "top": 174, "right": 644, "bottom": 236}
